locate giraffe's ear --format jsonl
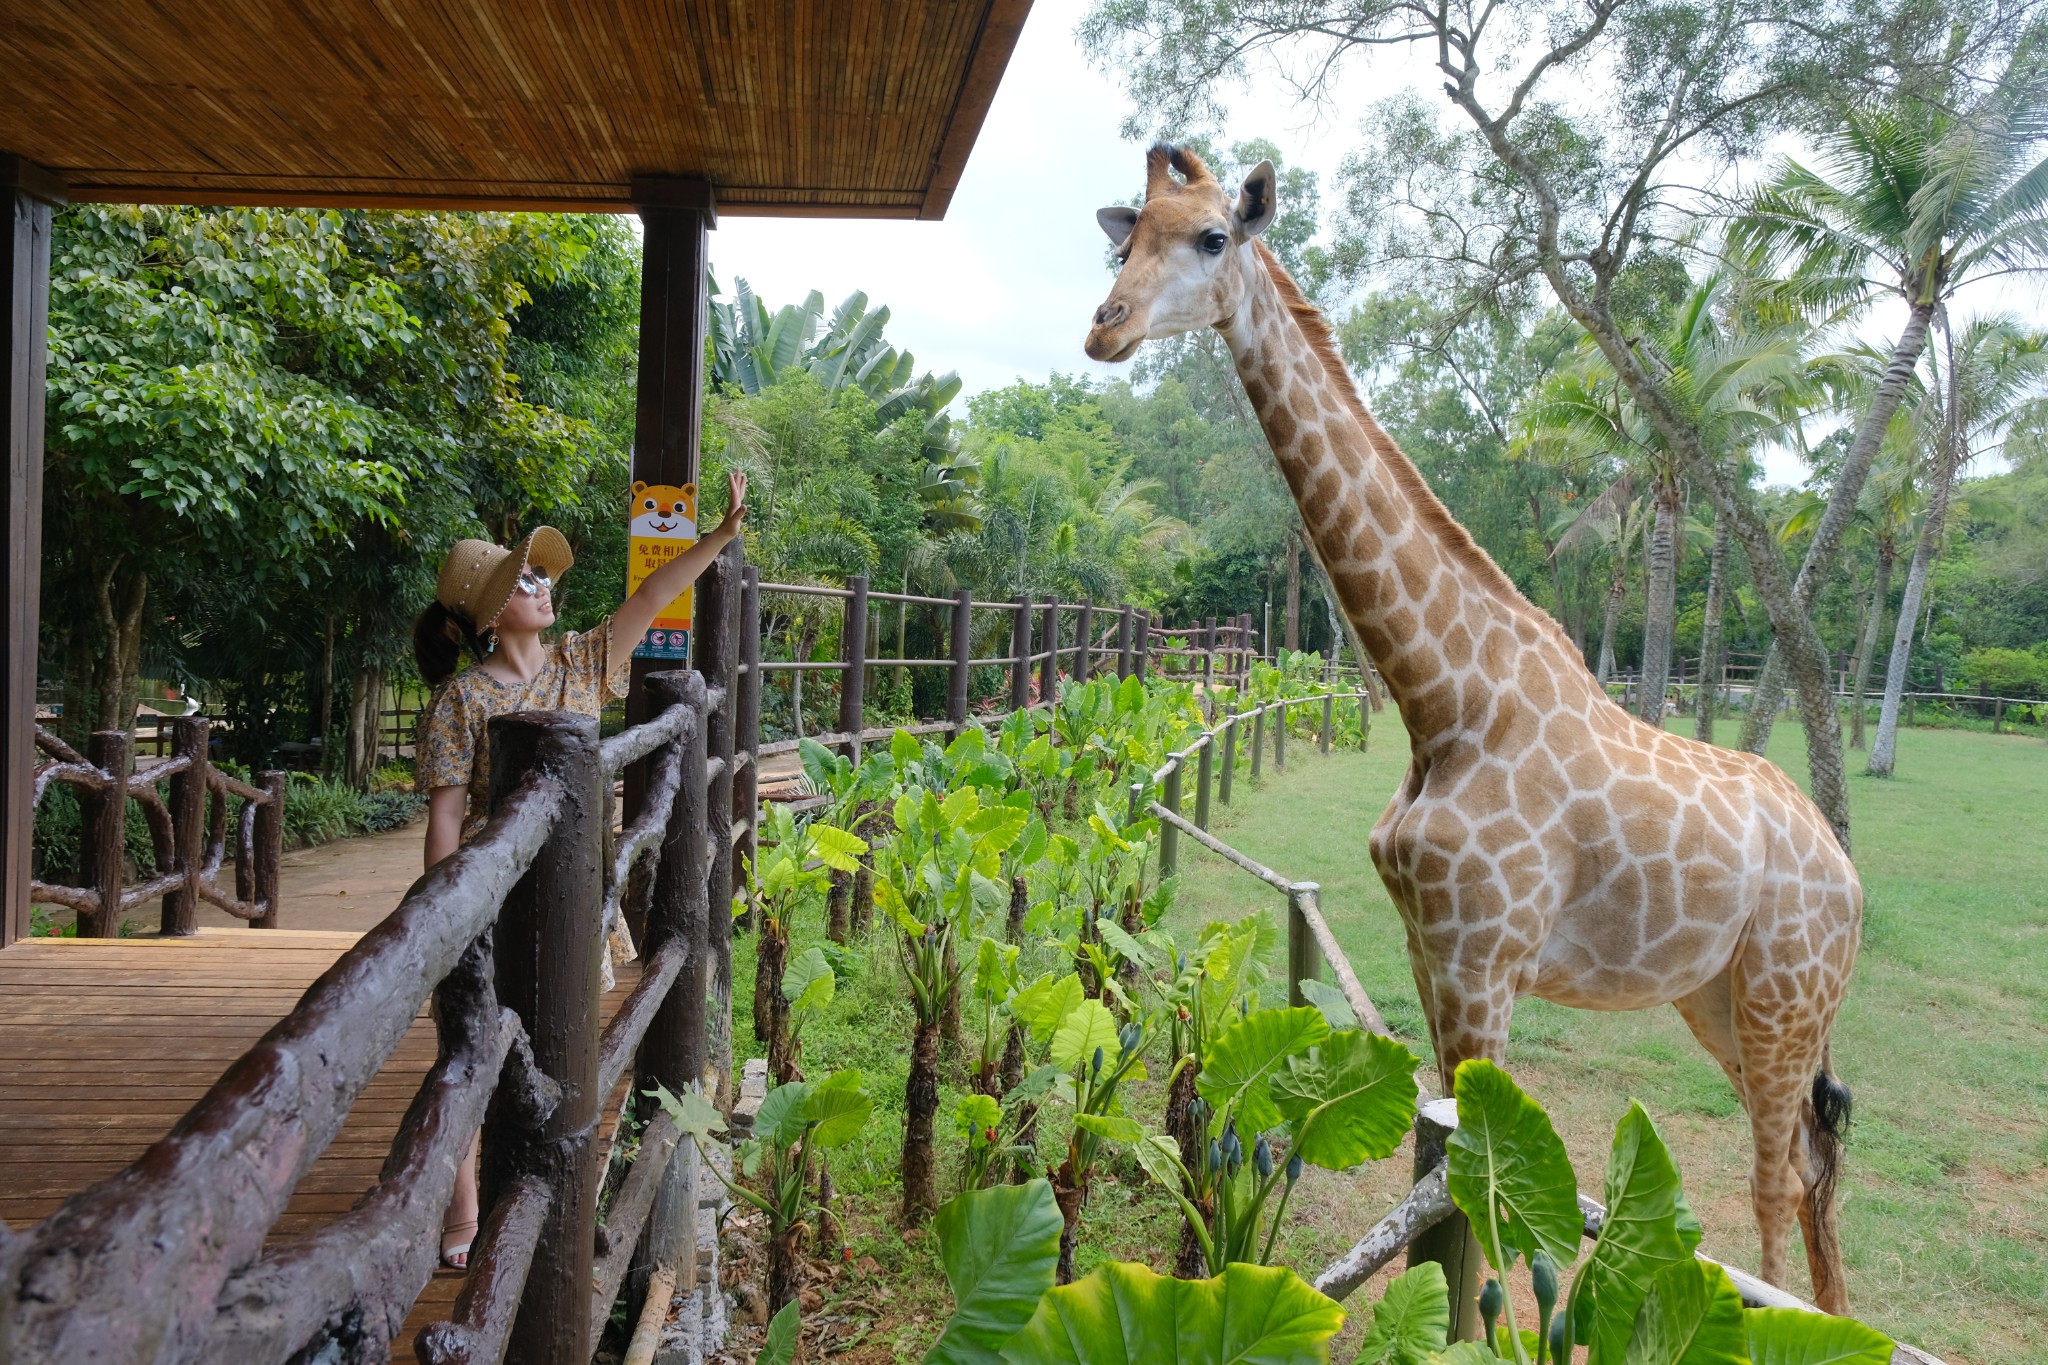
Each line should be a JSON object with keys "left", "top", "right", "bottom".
{"left": 1234, "top": 161, "right": 1278, "bottom": 240}
{"left": 1096, "top": 206, "right": 1139, "bottom": 246}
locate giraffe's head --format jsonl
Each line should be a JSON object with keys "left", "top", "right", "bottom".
{"left": 1084, "top": 145, "right": 1277, "bottom": 363}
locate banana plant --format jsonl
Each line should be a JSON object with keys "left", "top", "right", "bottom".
{"left": 876, "top": 782, "right": 1028, "bottom": 1221}
{"left": 1127, "top": 1005, "right": 1420, "bottom": 1276}
{"left": 1431, "top": 1059, "right": 1894, "bottom": 1365}
{"left": 746, "top": 802, "right": 864, "bottom": 1069}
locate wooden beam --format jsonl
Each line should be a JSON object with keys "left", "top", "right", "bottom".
{"left": 919, "top": 0, "right": 1035, "bottom": 220}
{"left": 1, "top": 156, "right": 61, "bottom": 951}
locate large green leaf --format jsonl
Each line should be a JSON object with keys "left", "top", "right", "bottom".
{"left": 760, "top": 1300, "right": 801, "bottom": 1365}
{"left": 924, "top": 1181, "right": 1065, "bottom": 1365}
{"left": 1198, "top": 1007, "right": 1330, "bottom": 1137}
{"left": 754, "top": 1081, "right": 811, "bottom": 1147}
{"left": 998, "top": 1261, "right": 1344, "bottom": 1365}
{"left": 1743, "top": 1308, "right": 1894, "bottom": 1365}
{"left": 805, "top": 1070, "right": 874, "bottom": 1148}
{"left": 1573, "top": 1103, "right": 1704, "bottom": 1365}
{"left": 1446, "top": 1060, "right": 1581, "bottom": 1276}
{"left": 1297, "top": 977, "right": 1358, "bottom": 1030}
{"left": 1073, "top": 1113, "right": 1145, "bottom": 1143}
{"left": 1623, "top": 1260, "right": 1746, "bottom": 1365}
{"left": 955, "top": 1092, "right": 1003, "bottom": 1141}
{"left": 782, "top": 946, "right": 836, "bottom": 1011}
{"left": 1355, "top": 1262, "right": 1450, "bottom": 1365}
{"left": 1271, "top": 1029, "right": 1420, "bottom": 1170}
{"left": 1049, "top": 998, "right": 1122, "bottom": 1072}
{"left": 810, "top": 823, "right": 868, "bottom": 873}
{"left": 643, "top": 1083, "right": 726, "bottom": 1146}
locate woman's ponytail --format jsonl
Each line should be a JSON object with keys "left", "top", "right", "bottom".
{"left": 413, "top": 601, "right": 484, "bottom": 687}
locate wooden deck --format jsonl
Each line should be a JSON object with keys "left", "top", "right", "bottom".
{"left": 0, "top": 928, "right": 640, "bottom": 1363}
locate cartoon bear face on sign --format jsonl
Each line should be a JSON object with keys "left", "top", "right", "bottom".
{"left": 631, "top": 482, "right": 697, "bottom": 539}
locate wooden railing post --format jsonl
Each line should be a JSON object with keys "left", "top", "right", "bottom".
{"left": 1202, "top": 617, "right": 1216, "bottom": 690}
{"left": 1118, "top": 605, "right": 1134, "bottom": 679}
{"left": 1040, "top": 594, "right": 1060, "bottom": 703}
{"left": 839, "top": 573, "right": 868, "bottom": 758}
{"left": 1075, "top": 599, "right": 1093, "bottom": 684}
{"left": 1320, "top": 692, "right": 1334, "bottom": 755}
{"left": 1219, "top": 710, "right": 1236, "bottom": 806}
{"left": 252, "top": 770, "right": 286, "bottom": 928}
{"left": 734, "top": 566, "right": 762, "bottom": 901}
{"left": 161, "top": 717, "right": 208, "bottom": 935}
{"left": 1159, "top": 763, "right": 1181, "bottom": 878}
{"left": 632, "top": 671, "right": 708, "bottom": 1320}
{"left": 1409, "top": 1099, "right": 1483, "bottom": 1343}
{"left": 701, "top": 542, "right": 742, "bottom": 1112}
{"left": 1194, "top": 733, "right": 1213, "bottom": 831}
{"left": 1010, "top": 596, "right": 1032, "bottom": 710}
{"left": 79, "top": 729, "right": 130, "bottom": 938}
{"left": 1359, "top": 692, "right": 1372, "bottom": 752}
{"left": 1274, "top": 701, "right": 1287, "bottom": 772}
{"left": 1286, "top": 883, "right": 1324, "bottom": 1007}
{"left": 1251, "top": 705, "right": 1265, "bottom": 780}
{"left": 1135, "top": 610, "right": 1150, "bottom": 680}
{"left": 948, "top": 588, "right": 973, "bottom": 736}
{"left": 484, "top": 711, "right": 604, "bottom": 1365}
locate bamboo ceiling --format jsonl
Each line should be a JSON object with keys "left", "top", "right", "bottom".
{"left": 4, "top": 0, "right": 1033, "bottom": 218}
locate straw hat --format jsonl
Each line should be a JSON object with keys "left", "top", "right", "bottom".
{"left": 436, "top": 527, "right": 575, "bottom": 629}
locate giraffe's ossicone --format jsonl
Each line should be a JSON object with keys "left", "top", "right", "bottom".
{"left": 1085, "top": 144, "right": 1863, "bottom": 1315}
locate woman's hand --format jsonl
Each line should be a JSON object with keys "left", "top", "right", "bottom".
{"left": 723, "top": 469, "right": 748, "bottom": 533}
{"left": 613, "top": 466, "right": 750, "bottom": 645}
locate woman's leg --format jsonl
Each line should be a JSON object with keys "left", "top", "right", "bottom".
{"left": 442, "top": 1133, "right": 481, "bottom": 1268}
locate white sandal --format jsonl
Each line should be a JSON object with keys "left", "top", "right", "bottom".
{"left": 441, "top": 1218, "right": 478, "bottom": 1270}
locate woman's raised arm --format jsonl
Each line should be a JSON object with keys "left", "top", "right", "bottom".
{"left": 611, "top": 469, "right": 747, "bottom": 646}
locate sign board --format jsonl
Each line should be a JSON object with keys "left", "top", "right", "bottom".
{"left": 628, "top": 480, "right": 697, "bottom": 659}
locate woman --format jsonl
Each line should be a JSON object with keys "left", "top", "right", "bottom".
{"left": 413, "top": 470, "right": 746, "bottom": 1268}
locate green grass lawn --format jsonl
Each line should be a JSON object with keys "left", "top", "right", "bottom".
{"left": 1167, "top": 718, "right": 2048, "bottom": 1365}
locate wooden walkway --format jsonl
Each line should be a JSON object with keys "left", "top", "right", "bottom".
{"left": 0, "top": 928, "right": 639, "bottom": 1364}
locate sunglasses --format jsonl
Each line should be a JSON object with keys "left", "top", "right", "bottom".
{"left": 514, "top": 568, "right": 553, "bottom": 597}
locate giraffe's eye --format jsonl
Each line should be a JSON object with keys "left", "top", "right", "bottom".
{"left": 1199, "top": 230, "right": 1229, "bottom": 255}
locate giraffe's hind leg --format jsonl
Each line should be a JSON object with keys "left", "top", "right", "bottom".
{"left": 1672, "top": 963, "right": 1744, "bottom": 1094}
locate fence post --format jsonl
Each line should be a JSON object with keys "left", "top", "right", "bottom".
{"left": 1286, "top": 883, "right": 1324, "bottom": 1007}
{"left": 702, "top": 542, "right": 742, "bottom": 1113}
{"left": 252, "top": 770, "right": 286, "bottom": 928}
{"left": 1135, "top": 610, "right": 1150, "bottom": 680}
{"left": 1195, "top": 733, "right": 1214, "bottom": 832}
{"left": 1409, "top": 1099, "right": 1483, "bottom": 1343}
{"left": 1320, "top": 692, "right": 1334, "bottom": 755}
{"left": 1040, "top": 594, "right": 1060, "bottom": 704}
{"left": 1075, "top": 599, "right": 1094, "bottom": 684}
{"left": 631, "top": 671, "right": 707, "bottom": 1319}
{"left": 1359, "top": 691, "right": 1371, "bottom": 752}
{"left": 1274, "top": 701, "right": 1287, "bottom": 772}
{"left": 1118, "top": 605, "right": 1134, "bottom": 679}
{"left": 1010, "top": 596, "right": 1032, "bottom": 711}
{"left": 1202, "top": 617, "right": 1216, "bottom": 691}
{"left": 735, "top": 565, "right": 762, "bottom": 905}
{"left": 161, "top": 717, "right": 208, "bottom": 936}
{"left": 839, "top": 573, "right": 868, "bottom": 758}
{"left": 1219, "top": 710, "right": 1236, "bottom": 806}
{"left": 484, "top": 711, "right": 603, "bottom": 1365}
{"left": 1159, "top": 763, "right": 1181, "bottom": 879}
{"left": 79, "top": 729, "right": 130, "bottom": 938}
{"left": 1251, "top": 706, "right": 1265, "bottom": 780}
{"left": 948, "top": 588, "right": 973, "bottom": 738}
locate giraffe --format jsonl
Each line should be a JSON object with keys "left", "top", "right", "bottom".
{"left": 1085, "top": 146, "right": 1863, "bottom": 1314}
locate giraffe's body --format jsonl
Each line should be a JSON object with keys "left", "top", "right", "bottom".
{"left": 1086, "top": 146, "right": 1861, "bottom": 1313}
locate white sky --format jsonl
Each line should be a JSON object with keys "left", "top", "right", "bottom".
{"left": 710, "top": 0, "right": 2038, "bottom": 489}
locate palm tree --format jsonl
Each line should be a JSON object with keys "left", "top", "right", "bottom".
{"left": 1869, "top": 315, "right": 2048, "bottom": 775}
{"left": 1730, "top": 54, "right": 2048, "bottom": 750}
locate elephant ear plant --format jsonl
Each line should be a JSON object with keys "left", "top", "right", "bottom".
{"left": 747, "top": 802, "right": 865, "bottom": 1075}
{"left": 797, "top": 737, "right": 895, "bottom": 942}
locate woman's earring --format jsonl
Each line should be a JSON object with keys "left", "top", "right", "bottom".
{"left": 482, "top": 628, "right": 497, "bottom": 657}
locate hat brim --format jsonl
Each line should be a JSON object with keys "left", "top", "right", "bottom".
{"left": 479, "top": 526, "right": 575, "bottom": 629}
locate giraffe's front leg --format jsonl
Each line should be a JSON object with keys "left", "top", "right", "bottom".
{"left": 1408, "top": 914, "right": 1518, "bottom": 1095}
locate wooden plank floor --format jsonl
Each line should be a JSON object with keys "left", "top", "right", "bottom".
{"left": 0, "top": 928, "right": 640, "bottom": 1363}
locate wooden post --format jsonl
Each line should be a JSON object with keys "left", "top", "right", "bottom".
{"left": 1195, "top": 734, "right": 1213, "bottom": 831}
{"left": 79, "top": 729, "right": 130, "bottom": 938}
{"left": 1135, "top": 610, "right": 1151, "bottom": 681}
{"left": 1075, "top": 599, "right": 1093, "bottom": 684}
{"left": 1251, "top": 706, "right": 1265, "bottom": 780}
{"left": 631, "top": 671, "right": 706, "bottom": 1318}
{"left": 948, "top": 588, "right": 973, "bottom": 737}
{"left": 1409, "top": 1099, "right": 1483, "bottom": 1342}
{"left": 1219, "top": 711, "right": 1236, "bottom": 806}
{"left": 161, "top": 716, "right": 208, "bottom": 936}
{"left": 1202, "top": 617, "right": 1215, "bottom": 690}
{"left": 839, "top": 574, "right": 869, "bottom": 758}
{"left": 1359, "top": 692, "right": 1372, "bottom": 752}
{"left": 1159, "top": 764, "right": 1181, "bottom": 878}
{"left": 1040, "top": 594, "right": 1060, "bottom": 704}
{"left": 484, "top": 712, "right": 604, "bottom": 1365}
{"left": 624, "top": 176, "right": 714, "bottom": 824}
{"left": 1274, "top": 701, "right": 1287, "bottom": 772}
{"left": 701, "top": 542, "right": 742, "bottom": 1113}
{"left": 734, "top": 566, "right": 762, "bottom": 902}
{"left": 1320, "top": 693, "right": 1334, "bottom": 755}
{"left": 251, "top": 770, "right": 286, "bottom": 928}
{"left": 1118, "top": 605, "right": 1135, "bottom": 679}
{"left": 2, "top": 158, "right": 59, "bottom": 947}
{"left": 1286, "top": 883, "right": 1323, "bottom": 1007}
{"left": 1009, "top": 597, "right": 1032, "bottom": 711}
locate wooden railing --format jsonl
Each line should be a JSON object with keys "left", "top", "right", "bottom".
{"left": 1132, "top": 689, "right": 1944, "bottom": 1365}
{"left": 30, "top": 718, "right": 285, "bottom": 936}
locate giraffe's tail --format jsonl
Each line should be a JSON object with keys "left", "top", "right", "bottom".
{"left": 1801, "top": 1054, "right": 1853, "bottom": 1312}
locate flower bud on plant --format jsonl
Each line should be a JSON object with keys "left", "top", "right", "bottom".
{"left": 1208, "top": 1139, "right": 1222, "bottom": 1173}
{"left": 1549, "top": 1308, "right": 1571, "bottom": 1364}
{"left": 1091, "top": 1046, "right": 1104, "bottom": 1077}
{"left": 1478, "top": 1278, "right": 1504, "bottom": 1346}
{"left": 1531, "top": 1250, "right": 1560, "bottom": 1317}
{"left": 1286, "top": 1152, "right": 1304, "bottom": 1183}
{"left": 1253, "top": 1136, "right": 1274, "bottom": 1180}
{"left": 1119, "top": 1022, "right": 1142, "bottom": 1056}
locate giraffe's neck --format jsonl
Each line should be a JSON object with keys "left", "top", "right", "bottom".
{"left": 1218, "top": 246, "right": 1596, "bottom": 747}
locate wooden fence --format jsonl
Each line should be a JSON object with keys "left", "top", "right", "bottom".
{"left": 29, "top": 718, "right": 285, "bottom": 936}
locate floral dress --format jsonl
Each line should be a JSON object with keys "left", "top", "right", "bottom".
{"left": 417, "top": 621, "right": 636, "bottom": 980}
